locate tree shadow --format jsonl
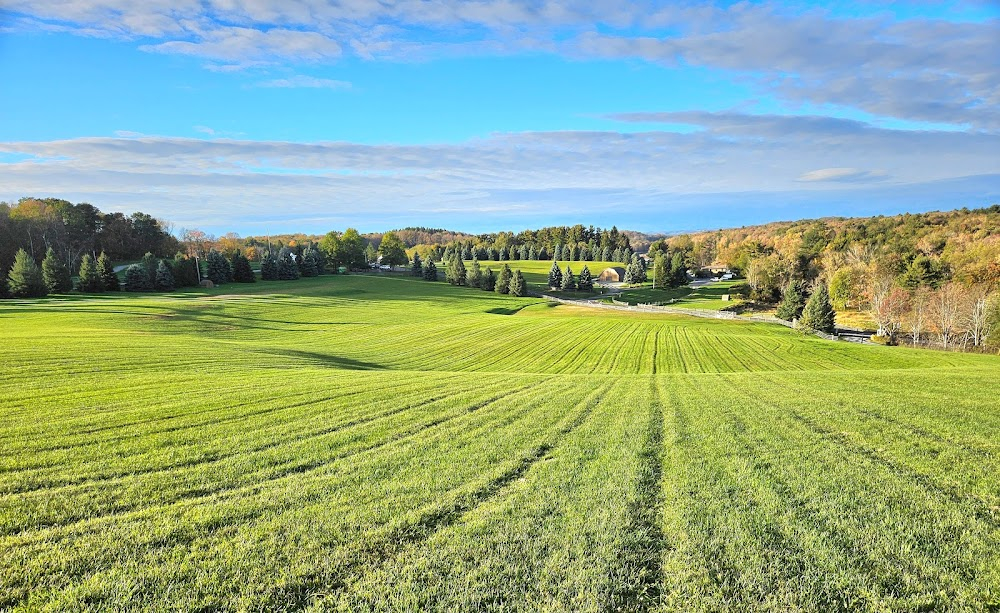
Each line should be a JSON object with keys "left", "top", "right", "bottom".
{"left": 262, "top": 348, "right": 385, "bottom": 371}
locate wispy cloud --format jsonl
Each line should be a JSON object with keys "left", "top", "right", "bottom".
{"left": 797, "top": 168, "right": 888, "bottom": 183}
{"left": 256, "top": 76, "right": 351, "bottom": 90}
{"left": 3, "top": 2, "right": 997, "bottom": 129}
{"left": 1, "top": 116, "right": 997, "bottom": 232}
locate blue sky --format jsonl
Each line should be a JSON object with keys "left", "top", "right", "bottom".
{"left": 0, "top": 1, "right": 997, "bottom": 236}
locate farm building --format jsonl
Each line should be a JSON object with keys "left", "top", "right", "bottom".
{"left": 598, "top": 267, "right": 627, "bottom": 282}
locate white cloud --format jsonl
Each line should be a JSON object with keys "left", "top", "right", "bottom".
{"left": 4, "top": 2, "right": 997, "bottom": 129}
{"left": 1, "top": 115, "right": 997, "bottom": 231}
{"left": 797, "top": 168, "right": 887, "bottom": 183}
{"left": 256, "top": 76, "right": 351, "bottom": 89}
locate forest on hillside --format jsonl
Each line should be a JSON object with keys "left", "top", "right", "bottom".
{"left": 655, "top": 206, "right": 1000, "bottom": 349}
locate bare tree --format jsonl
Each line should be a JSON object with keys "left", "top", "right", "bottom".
{"left": 966, "top": 285, "right": 998, "bottom": 349}
{"left": 931, "top": 283, "right": 965, "bottom": 350}
{"left": 908, "top": 287, "right": 931, "bottom": 347}
{"left": 866, "top": 275, "right": 909, "bottom": 343}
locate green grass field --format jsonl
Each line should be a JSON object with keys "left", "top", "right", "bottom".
{"left": 2, "top": 275, "right": 998, "bottom": 610}
{"left": 613, "top": 280, "right": 745, "bottom": 310}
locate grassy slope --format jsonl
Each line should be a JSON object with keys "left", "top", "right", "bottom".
{"left": 1, "top": 275, "right": 998, "bottom": 610}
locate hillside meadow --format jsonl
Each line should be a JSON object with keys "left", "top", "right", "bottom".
{"left": 1, "top": 274, "right": 998, "bottom": 610}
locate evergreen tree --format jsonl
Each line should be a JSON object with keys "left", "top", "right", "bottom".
{"left": 260, "top": 253, "right": 279, "bottom": 280}
{"left": 602, "top": 246, "right": 611, "bottom": 261}
{"left": 155, "top": 259, "right": 175, "bottom": 291}
{"left": 467, "top": 258, "right": 482, "bottom": 288}
{"left": 42, "top": 247, "right": 73, "bottom": 293}
{"left": 547, "top": 260, "right": 562, "bottom": 289}
{"left": 519, "top": 244, "right": 529, "bottom": 260}
{"left": 300, "top": 249, "right": 320, "bottom": 277}
{"left": 631, "top": 254, "right": 647, "bottom": 283}
{"left": 482, "top": 267, "right": 497, "bottom": 291}
{"left": 568, "top": 244, "right": 577, "bottom": 261}
{"left": 496, "top": 264, "right": 512, "bottom": 294}
{"left": 799, "top": 282, "right": 836, "bottom": 333}
{"left": 578, "top": 265, "right": 594, "bottom": 292}
{"left": 669, "top": 252, "right": 688, "bottom": 287}
{"left": 528, "top": 245, "right": 537, "bottom": 260}
{"left": 553, "top": 244, "right": 563, "bottom": 261}
{"left": 776, "top": 280, "right": 806, "bottom": 321}
{"left": 447, "top": 256, "right": 467, "bottom": 285}
{"left": 411, "top": 253, "right": 423, "bottom": 277}
{"left": 612, "top": 248, "right": 622, "bottom": 263}
{"left": 8, "top": 249, "right": 48, "bottom": 297}
{"left": 124, "top": 264, "right": 153, "bottom": 292}
{"left": 537, "top": 246, "right": 548, "bottom": 260}
{"left": 508, "top": 246, "right": 517, "bottom": 261}
{"left": 623, "top": 262, "right": 637, "bottom": 285}
{"left": 277, "top": 247, "right": 300, "bottom": 280}
{"left": 652, "top": 253, "right": 669, "bottom": 289}
{"left": 206, "top": 251, "right": 230, "bottom": 285}
{"left": 231, "top": 252, "right": 256, "bottom": 283}
{"left": 508, "top": 269, "right": 526, "bottom": 297}
{"left": 77, "top": 254, "right": 104, "bottom": 293}
{"left": 561, "top": 265, "right": 575, "bottom": 291}
{"left": 422, "top": 258, "right": 437, "bottom": 281}
{"left": 98, "top": 251, "right": 120, "bottom": 291}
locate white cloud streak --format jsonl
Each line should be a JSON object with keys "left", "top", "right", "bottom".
{"left": 3, "top": 2, "right": 997, "bottom": 129}
{"left": 1, "top": 114, "right": 997, "bottom": 231}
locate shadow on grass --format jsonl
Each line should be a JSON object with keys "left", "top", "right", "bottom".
{"left": 263, "top": 348, "right": 385, "bottom": 371}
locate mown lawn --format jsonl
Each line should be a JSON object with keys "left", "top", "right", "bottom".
{"left": 1, "top": 274, "right": 998, "bottom": 610}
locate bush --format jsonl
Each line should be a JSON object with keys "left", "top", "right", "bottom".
{"left": 730, "top": 283, "right": 751, "bottom": 299}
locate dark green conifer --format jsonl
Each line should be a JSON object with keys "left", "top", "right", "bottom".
{"left": 509, "top": 269, "right": 526, "bottom": 297}
{"left": 77, "top": 254, "right": 104, "bottom": 293}
{"left": 8, "top": 249, "right": 47, "bottom": 297}
{"left": 98, "top": 252, "right": 120, "bottom": 291}
{"left": 496, "top": 264, "right": 512, "bottom": 294}
{"left": 42, "top": 247, "right": 73, "bottom": 293}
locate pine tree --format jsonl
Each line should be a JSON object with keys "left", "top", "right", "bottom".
{"left": 260, "top": 253, "right": 279, "bottom": 280}
{"left": 98, "top": 252, "right": 120, "bottom": 291}
{"left": 155, "top": 260, "right": 175, "bottom": 291}
{"left": 509, "top": 269, "right": 526, "bottom": 297}
{"left": 561, "top": 265, "right": 575, "bottom": 291}
{"left": 652, "top": 253, "right": 669, "bottom": 289}
{"left": 496, "top": 264, "right": 512, "bottom": 294}
{"left": 631, "top": 254, "right": 647, "bottom": 283}
{"left": 42, "top": 247, "right": 73, "bottom": 293}
{"left": 411, "top": 253, "right": 423, "bottom": 277}
{"left": 124, "top": 264, "right": 153, "bottom": 292}
{"left": 231, "top": 252, "right": 256, "bottom": 283}
{"left": 482, "top": 267, "right": 497, "bottom": 291}
{"left": 799, "top": 282, "right": 836, "bottom": 333}
{"left": 669, "top": 252, "right": 687, "bottom": 287}
{"left": 547, "top": 260, "right": 562, "bottom": 289}
{"left": 467, "top": 258, "right": 482, "bottom": 288}
{"left": 277, "top": 248, "right": 300, "bottom": 280}
{"left": 77, "top": 254, "right": 104, "bottom": 293}
{"left": 624, "top": 260, "right": 640, "bottom": 285}
{"left": 8, "top": 249, "right": 47, "bottom": 297}
{"left": 776, "top": 280, "right": 806, "bottom": 321}
{"left": 300, "top": 249, "right": 320, "bottom": 277}
{"left": 422, "top": 258, "right": 437, "bottom": 281}
{"left": 206, "top": 251, "right": 230, "bottom": 285}
{"left": 553, "top": 244, "right": 563, "bottom": 261}
{"left": 578, "top": 265, "right": 593, "bottom": 292}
